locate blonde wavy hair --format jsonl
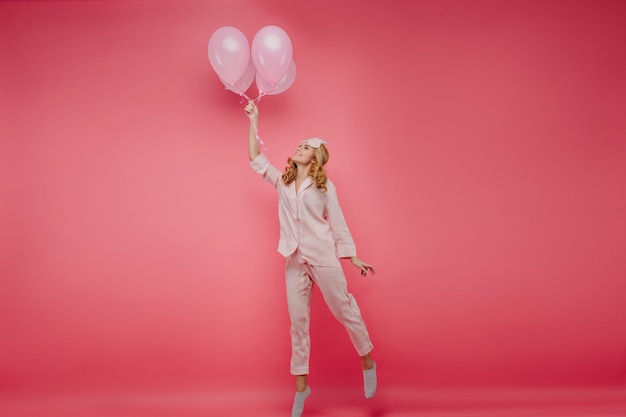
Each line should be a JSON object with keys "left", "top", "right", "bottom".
{"left": 282, "top": 144, "right": 329, "bottom": 192}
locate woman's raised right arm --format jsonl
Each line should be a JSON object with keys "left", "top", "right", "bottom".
{"left": 245, "top": 100, "right": 260, "bottom": 161}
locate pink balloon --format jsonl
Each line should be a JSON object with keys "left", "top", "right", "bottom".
{"left": 256, "top": 60, "right": 296, "bottom": 96}
{"left": 208, "top": 26, "right": 250, "bottom": 85}
{"left": 222, "top": 59, "right": 256, "bottom": 96}
{"left": 251, "top": 25, "right": 293, "bottom": 85}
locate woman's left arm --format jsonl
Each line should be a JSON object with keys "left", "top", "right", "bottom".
{"left": 326, "top": 182, "right": 376, "bottom": 276}
{"left": 325, "top": 181, "right": 357, "bottom": 258}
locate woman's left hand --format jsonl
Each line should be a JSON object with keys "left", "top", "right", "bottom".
{"left": 351, "top": 257, "right": 376, "bottom": 276}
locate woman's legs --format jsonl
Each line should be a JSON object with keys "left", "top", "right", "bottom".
{"left": 285, "top": 255, "right": 377, "bottom": 403}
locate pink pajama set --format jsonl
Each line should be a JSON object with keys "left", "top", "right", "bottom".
{"left": 251, "top": 154, "right": 373, "bottom": 375}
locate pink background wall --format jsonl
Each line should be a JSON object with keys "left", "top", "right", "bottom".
{"left": 1, "top": 0, "right": 625, "bottom": 397}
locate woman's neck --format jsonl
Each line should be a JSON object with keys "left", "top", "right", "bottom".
{"left": 295, "top": 164, "right": 311, "bottom": 183}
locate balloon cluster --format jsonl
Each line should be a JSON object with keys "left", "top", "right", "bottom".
{"left": 208, "top": 25, "right": 295, "bottom": 102}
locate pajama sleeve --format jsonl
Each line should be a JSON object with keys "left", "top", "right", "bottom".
{"left": 250, "top": 153, "right": 282, "bottom": 188}
{"left": 325, "top": 180, "right": 357, "bottom": 258}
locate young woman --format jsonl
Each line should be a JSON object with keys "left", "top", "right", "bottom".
{"left": 245, "top": 101, "right": 377, "bottom": 417}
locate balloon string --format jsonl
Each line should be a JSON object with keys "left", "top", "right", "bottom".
{"left": 233, "top": 88, "right": 265, "bottom": 149}
{"left": 232, "top": 86, "right": 268, "bottom": 150}
{"left": 249, "top": 113, "right": 268, "bottom": 151}
{"left": 254, "top": 84, "right": 277, "bottom": 103}
{"left": 225, "top": 84, "right": 252, "bottom": 102}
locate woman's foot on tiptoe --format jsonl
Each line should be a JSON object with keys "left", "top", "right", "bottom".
{"left": 363, "top": 361, "right": 377, "bottom": 398}
{"left": 291, "top": 386, "right": 311, "bottom": 417}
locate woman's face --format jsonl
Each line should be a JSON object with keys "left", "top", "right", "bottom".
{"left": 292, "top": 141, "right": 315, "bottom": 165}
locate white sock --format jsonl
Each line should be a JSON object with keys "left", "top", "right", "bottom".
{"left": 291, "top": 386, "right": 311, "bottom": 417}
{"left": 363, "top": 361, "right": 377, "bottom": 399}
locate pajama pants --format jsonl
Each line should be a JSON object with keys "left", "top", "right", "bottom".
{"left": 285, "top": 250, "right": 373, "bottom": 375}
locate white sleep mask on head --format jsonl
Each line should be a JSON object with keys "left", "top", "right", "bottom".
{"left": 301, "top": 137, "right": 327, "bottom": 148}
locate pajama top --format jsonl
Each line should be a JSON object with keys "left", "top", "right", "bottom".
{"left": 250, "top": 153, "right": 357, "bottom": 267}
